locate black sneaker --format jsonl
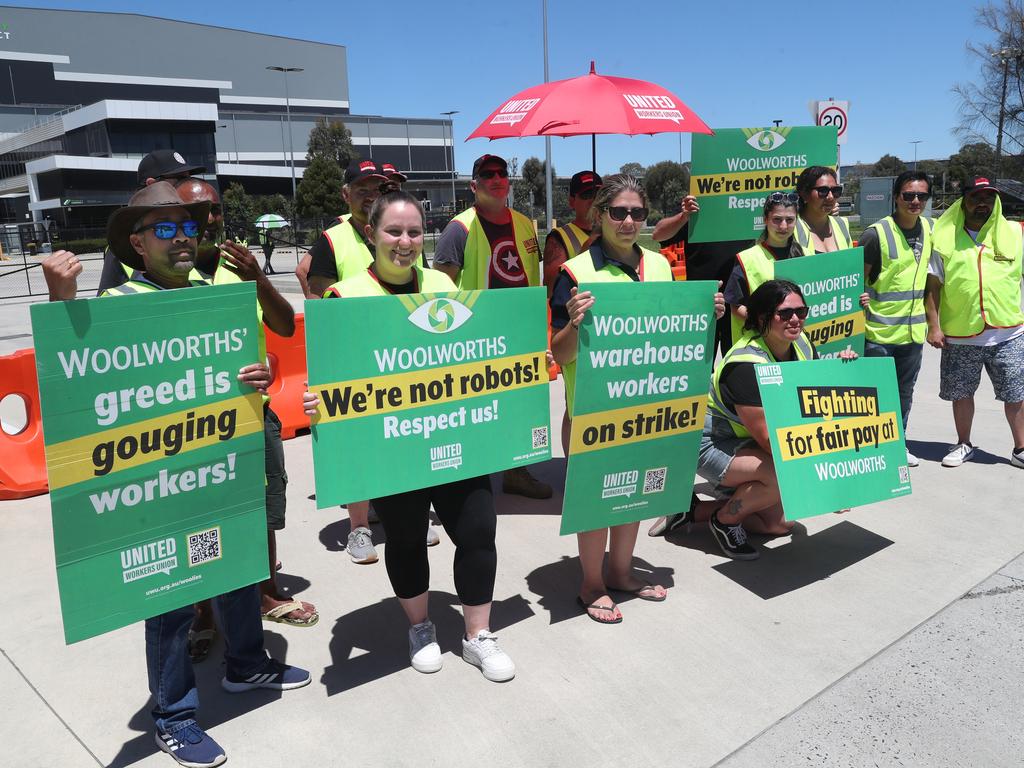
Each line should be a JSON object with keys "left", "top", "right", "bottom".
{"left": 648, "top": 493, "right": 698, "bottom": 537}
{"left": 221, "top": 658, "right": 311, "bottom": 693}
{"left": 709, "top": 511, "right": 759, "bottom": 560}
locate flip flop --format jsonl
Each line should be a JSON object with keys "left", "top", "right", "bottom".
{"left": 261, "top": 599, "right": 319, "bottom": 627}
{"left": 608, "top": 583, "right": 667, "bottom": 602}
{"left": 188, "top": 628, "right": 216, "bottom": 663}
{"left": 576, "top": 596, "right": 622, "bottom": 624}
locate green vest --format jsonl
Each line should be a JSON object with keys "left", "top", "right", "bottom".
{"left": 325, "top": 263, "right": 456, "bottom": 298}
{"left": 864, "top": 216, "right": 932, "bottom": 345}
{"left": 452, "top": 206, "right": 540, "bottom": 290}
{"left": 549, "top": 221, "right": 591, "bottom": 259}
{"left": 732, "top": 243, "right": 783, "bottom": 340}
{"left": 708, "top": 331, "right": 814, "bottom": 438}
{"left": 794, "top": 215, "right": 852, "bottom": 255}
{"left": 931, "top": 196, "right": 1024, "bottom": 337}
{"left": 323, "top": 216, "right": 373, "bottom": 282}
{"left": 559, "top": 245, "right": 673, "bottom": 416}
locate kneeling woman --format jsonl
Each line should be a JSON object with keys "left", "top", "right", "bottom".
{"left": 701, "top": 280, "right": 825, "bottom": 560}
{"left": 305, "top": 190, "right": 514, "bottom": 681}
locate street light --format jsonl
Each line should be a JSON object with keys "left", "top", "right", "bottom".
{"left": 266, "top": 65, "right": 304, "bottom": 200}
{"left": 441, "top": 110, "right": 459, "bottom": 215}
{"left": 910, "top": 140, "right": 922, "bottom": 170}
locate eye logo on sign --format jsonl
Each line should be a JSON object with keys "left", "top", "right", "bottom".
{"left": 747, "top": 130, "right": 787, "bottom": 152}
{"left": 408, "top": 298, "right": 472, "bottom": 334}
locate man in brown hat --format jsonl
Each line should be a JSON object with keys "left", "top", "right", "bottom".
{"left": 42, "top": 181, "right": 310, "bottom": 768}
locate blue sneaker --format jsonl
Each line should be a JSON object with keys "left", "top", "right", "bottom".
{"left": 154, "top": 723, "right": 226, "bottom": 768}
{"left": 221, "top": 658, "right": 311, "bottom": 693}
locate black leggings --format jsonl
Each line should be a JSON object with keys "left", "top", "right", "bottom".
{"left": 371, "top": 474, "right": 497, "bottom": 606}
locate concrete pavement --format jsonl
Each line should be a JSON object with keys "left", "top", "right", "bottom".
{"left": 1, "top": 269, "right": 1023, "bottom": 768}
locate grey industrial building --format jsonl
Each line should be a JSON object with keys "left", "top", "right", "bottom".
{"left": 0, "top": 6, "right": 458, "bottom": 227}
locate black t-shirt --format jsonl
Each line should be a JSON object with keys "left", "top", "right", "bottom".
{"left": 723, "top": 242, "right": 799, "bottom": 306}
{"left": 861, "top": 219, "right": 924, "bottom": 283}
{"left": 308, "top": 218, "right": 371, "bottom": 281}
{"left": 718, "top": 343, "right": 818, "bottom": 411}
{"left": 658, "top": 221, "right": 752, "bottom": 284}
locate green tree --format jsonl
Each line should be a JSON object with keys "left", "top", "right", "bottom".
{"left": 619, "top": 162, "right": 646, "bottom": 178}
{"left": 947, "top": 142, "right": 998, "bottom": 187}
{"left": 872, "top": 154, "right": 907, "bottom": 177}
{"left": 512, "top": 157, "right": 555, "bottom": 215}
{"left": 222, "top": 183, "right": 257, "bottom": 233}
{"left": 295, "top": 154, "right": 345, "bottom": 219}
{"left": 644, "top": 161, "right": 690, "bottom": 215}
{"left": 306, "top": 117, "right": 358, "bottom": 168}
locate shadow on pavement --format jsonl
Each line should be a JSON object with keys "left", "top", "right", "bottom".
{"left": 493, "top": 459, "right": 567, "bottom": 516}
{"left": 321, "top": 591, "right": 533, "bottom": 696}
{"left": 907, "top": 439, "right": 1005, "bottom": 466}
{"left": 713, "top": 521, "right": 894, "bottom": 599}
{"left": 525, "top": 554, "right": 676, "bottom": 625}
{"left": 105, "top": 631, "right": 293, "bottom": 768}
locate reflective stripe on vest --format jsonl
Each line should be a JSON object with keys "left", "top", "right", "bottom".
{"left": 452, "top": 207, "right": 540, "bottom": 290}
{"left": 325, "top": 264, "right": 456, "bottom": 298}
{"left": 864, "top": 216, "right": 931, "bottom": 344}
{"left": 559, "top": 247, "right": 673, "bottom": 417}
{"left": 104, "top": 278, "right": 208, "bottom": 295}
{"left": 553, "top": 222, "right": 590, "bottom": 258}
{"left": 324, "top": 218, "right": 373, "bottom": 282}
{"left": 795, "top": 215, "right": 853, "bottom": 255}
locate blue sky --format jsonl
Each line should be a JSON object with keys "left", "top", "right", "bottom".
{"left": 21, "top": 1, "right": 988, "bottom": 175}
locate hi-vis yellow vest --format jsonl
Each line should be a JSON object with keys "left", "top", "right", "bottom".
{"left": 559, "top": 246, "right": 673, "bottom": 416}
{"left": 732, "top": 243, "right": 782, "bottom": 340}
{"left": 549, "top": 221, "right": 591, "bottom": 259}
{"left": 794, "top": 215, "right": 852, "bottom": 255}
{"left": 865, "top": 216, "right": 932, "bottom": 345}
{"left": 103, "top": 277, "right": 208, "bottom": 296}
{"left": 326, "top": 263, "right": 456, "bottom": 298}
{"left": 708, "top": 331, "right": 814, "bottom": 438}
{"left": 931, "top": 196, "right": 1024, "bottom": 337}
{"left": 323, "top": 216, "right": 373, "bottom": 282}
{"left": 214, "top": 255, "right": 267, "bottom": 364}
{"left": 452, "top": 207, "right": 540, "bottom": 289}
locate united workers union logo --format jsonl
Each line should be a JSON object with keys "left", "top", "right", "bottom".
{"left": 743, "top": 127, "right": 790, "bottom": 152}
{"left": 490, "top": 98, "right": 540, "bottom": 126}
{"left": 623, "top": 94, "right": 684, "bottom": 124}
{"left": 408, "top": 298, "right": 473, "bottom": 334}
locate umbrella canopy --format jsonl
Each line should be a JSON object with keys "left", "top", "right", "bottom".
{"left": 467, "top": 62, "right": 713, "bottom": 148}
{"left": 255, "top": 213, "right": 288, "bottom": 229}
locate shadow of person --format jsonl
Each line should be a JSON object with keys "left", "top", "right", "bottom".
{"left": 525, "top": 554, "right": 676, "bottom": 625}
{"left": 907, "top": 439, "right": 1005, "bottom": 466}
{"left": 105, "top": 630, "right": 293, "bottom": 768}
{"left": 274, "top": 572, "right": 312, "bottom": 599}
{"left": 321, "top": 591, "right": 534, "bottom": 696}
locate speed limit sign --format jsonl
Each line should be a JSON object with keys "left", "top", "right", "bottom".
{"left": 816, "top": 100, "right": 849, "bottom": 145}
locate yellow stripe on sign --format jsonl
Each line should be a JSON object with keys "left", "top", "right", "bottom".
{"left": 45, "top": 394, "right": 263, "bottom": 490}
{"left": 691, "top": 168, "right": 801, "bottom": 197}
{"left": 803, "top": 311, "right": 865, "bottom": 346}
{"left": 315, "top": 352, "right": 547, "bottom": 424}
{"left": 774, "top": 411, "right": 900, "bottom": 462}
{"left": 569, "top": 395, "right": 706, "bottom": 455}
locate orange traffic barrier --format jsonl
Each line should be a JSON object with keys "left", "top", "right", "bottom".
{"left": 265, "top": 314, "right": 311, "bottom": 440}
{"left": 0, "top": 348, "right": 48, "bottom": 499}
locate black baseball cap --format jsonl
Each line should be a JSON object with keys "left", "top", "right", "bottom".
{"left": 380, "top": 162, "right": 408, "bottom": 183}
{"left": 472, "top": 154, "right": 508, "bottom": 178}
{"left": 570, "top": 171, "right": 602, "bottom": 196}
{"left": 963, "top": 176, "right": 997, "bottom": 196}
{"left": 137, "top": 149, "right": 206, "bottom": 184}
{"left": 344, "top": 159, "right": 389, "bottom": 185}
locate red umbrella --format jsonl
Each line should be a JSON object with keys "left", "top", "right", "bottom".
{"left": 467, "top": 61, "right": 713, "bottom": 167}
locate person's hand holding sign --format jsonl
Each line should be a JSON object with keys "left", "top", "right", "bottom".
{"left": 238, "top": 362, "right": 271, "bottom": 394}
{"left": 567, "top": 286, "right": 594, "bottom": 329}
{"left": 42, "top": 250, "right": 82, "bottom": 302}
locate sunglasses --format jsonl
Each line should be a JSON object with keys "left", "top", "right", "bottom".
{"left": 813, "top": 185, "right": 844, "bottom": 198}
{"left": 608, "top": 206, "right": 648, "bottom": 222}
{"left": 775, "top": 306, "right": 810, "bottom": 321}
{"left": 477, "top": 168, "right": 509, "bottom": 179}
{"left": 133, "top": 220, "right": 201, "bottom": 239}
{"left": 767, "top": 192, "right": 799, "bottom": 204}
{"left": 900, "top": 191, "right": 930, "bottom": 202}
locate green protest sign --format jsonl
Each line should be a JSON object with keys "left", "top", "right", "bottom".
{"left": 561, "top": 281, "right": 716, "bottom": 535}
{"left": 29, "top": 283, "right": 268, "bottom": 644}
{"left": 755, "top": 357, "right": 910, "bottom": 519}
{"left": 773, "top": 248, "right": 865, "bottom": 358}
{"left": 306, "top": 287, "right": 551, "bottom": 504}
{"left": 689, "top": 126, "right": 838, "bottom": 243}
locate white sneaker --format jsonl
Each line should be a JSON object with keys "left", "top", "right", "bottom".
{"left": 462, "top": 630, "right": 515, "bottom": 682}
{"left": 426, "top": 526, "right": 440, "bottom": 547}
{"left": 905, "top": 450, "right": 920, "bottom": 467}
{"left": 408, "top": 620, "right": 442, "bottom": 673}
{"left": 941, "top": 442, "right": 975, "bottom": 467}
{"left": 1011, "top": 448, "right": 1024, "bottom": 469}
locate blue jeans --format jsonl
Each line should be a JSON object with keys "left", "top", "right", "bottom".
{"left": 145, "top": 584, "right": 268, "bottom": 734}
{"left": 864, "top": 341, "right": 924, "bottom": 431}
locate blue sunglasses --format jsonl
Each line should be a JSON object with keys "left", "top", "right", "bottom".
{"left": 133, "top": 220, "right": 201, "bottom": 239}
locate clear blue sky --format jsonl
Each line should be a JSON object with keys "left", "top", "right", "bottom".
{"left": 19, "top": 1, "right": 988, "bottom": 175}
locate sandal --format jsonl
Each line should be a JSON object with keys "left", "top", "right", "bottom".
{"left": 576, "top": 596, "right": 622, "bottom": 624}
{"left": 261, "top": 599, "right": 319, "bottom": 627}
{"left": 607, "top": 582, "right": 667, "bottom": 602}
{"left": 188, "top": 628, "right": 216, "bottom": 663}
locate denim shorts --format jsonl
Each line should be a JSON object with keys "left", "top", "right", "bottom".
{"left": 939, "top": 333, "right": 1024, "bottom": 403}
{"left": 696, "top": 414, "right": 753, "bottom": 496}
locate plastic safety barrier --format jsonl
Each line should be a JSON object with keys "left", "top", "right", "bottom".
{"left": 0, "top": 348, "right": 48, "bottom": 499}
{"left": 265, "top": 314, "right": 311, "bottom": 440}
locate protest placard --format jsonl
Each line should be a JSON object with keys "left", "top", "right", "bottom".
{"left": 756, "top": 357, "right": 910, "bottom": 518}
{"left": 689, "top": 126, "right": 837, "bottom": 243}
{"left": 306, "top": 287, "right": 551, "bottom": 504}
{"left": 30, "top": 283, "right": 268, "bottom": 644}
{"left": 773, "top": 248, "right": 865, "bottom": 357}
{"left": 561, "top": 281, "right": 716, "bottom": 535}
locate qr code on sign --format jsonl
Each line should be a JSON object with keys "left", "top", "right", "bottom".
{"left": 643, "top": 467, "right": 668, "bottom": 494}
{"left": 899, "top": 465, "right": 910, "bottom": 484}
{"left": 188, "top": 526, "right": 222, "bottom": 567}
{"left": 532, "top": 426, "right": 549, "bottom": 449}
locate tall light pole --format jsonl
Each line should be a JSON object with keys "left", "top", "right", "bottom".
{"left": 542, "top": 0, "right": 553, "bottom": 229}
{"left": 910, "top": 140, "right": 922, "bottom": 170}
{"left": 441, "top": 110, "right": 459, "bottom": 214}
{"left": 266, "top": 65, "right": 303, "bottom": 200}
{"left": 993, "top": 48, "right": 1022, "bottom": 180}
